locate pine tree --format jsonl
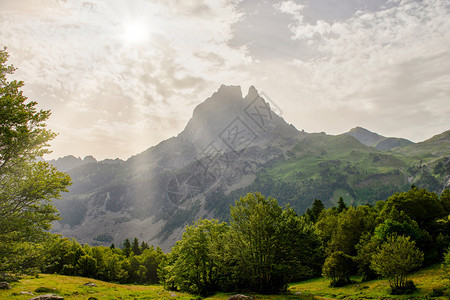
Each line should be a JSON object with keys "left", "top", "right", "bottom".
{"left": 123, "top": 239, "right": 132, "bottom": 257}
{"left": 132, "top": 237, "right": 141, "bottom": 255}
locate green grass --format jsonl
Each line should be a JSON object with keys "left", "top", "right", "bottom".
{"left": 289, "top": 264, "right": 450, "bottom": 299}
{"left": 0, "top": 274, "right": 313, "bottom": 300}
{"left": 1, "top": 265, "right": 448, "bottom": 299}
{"left": 1, "top": 274, "right": 194, "bottom": 299}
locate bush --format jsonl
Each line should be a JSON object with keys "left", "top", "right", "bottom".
{"left": 428, "top": 287, "right": 444, "bottom": 297}
{"left": 35, "top": 287, "right": 59, "bottom": 293}
{"left": 389, "top": 280, "right": 416, "bottom": 295}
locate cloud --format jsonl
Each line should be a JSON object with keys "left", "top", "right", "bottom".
{"left": 0, "top": 0, "right": 249, "bottom": 159}
{"left": 0, "top": 0, "right": 448, "bottom": 158}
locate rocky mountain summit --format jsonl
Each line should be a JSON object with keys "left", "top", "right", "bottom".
{"left": 51, "top": 85, "right": 450, "bottom": 251}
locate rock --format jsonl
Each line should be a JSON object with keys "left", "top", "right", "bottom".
{"left": 170, "top": 293, "right": 177, "bottom": 297}
{"left": 30, "top": 294, "right": 64, "bottom": 300}
{"left": 83, "top": 283, "right": 97, "bottom": 287}
{"left": 0, "top": 282, "right": 11, "bottom": 289}
{"left": 21, "top": 291, "right": 34, "bottom": 295}
{"left": 228, "top": 294, "right": 252, "bottom": 300}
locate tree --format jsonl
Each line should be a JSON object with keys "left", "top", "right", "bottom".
{"left": 227, "top": 192, "right": 321, "bottom": 293}
{"left": 132, "top": 237, "right": 141, "bottom": 255}
{"left": 227, "top": 192, "right": 284, "bottom": 293}
{"left": 0, "top": 47, "right": 71, "bottom": 273}
{"left": 440, "top": 189, "right": 450, "bottom": 215}
{"left": 140, "top": 241, "right": 150, "bottom": 252}
{"left": 371, "top": 235, "right": 423, "bottom": 293}
{"left": 380, "top": 187, "right": 444, "bottom": 232}
{"left": 167, "top": 219, "right": 228, "bottom": 295}
{"left": 305, "top": 199, "right": 325, "bottom": 222}
{"left": 337, "top": 197, "right": 347, "bottom": 213}
{"left": 442, "top": 248, "right": 450, "bottom": 279}
{"left": 122, "top": 239, "right": 132, "bottom": 257}
{"left": 322, "top": 251, "right": 354, "bottom": 287}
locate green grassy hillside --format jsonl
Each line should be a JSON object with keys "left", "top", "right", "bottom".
{"left": 205, "top": 132, "right": 449, "bottom": 221}
{"left": 1, "top": 264, "right": 447, "bottom": 299}
{"left": 290, "top": 264, "right": 449, "bottom": 299}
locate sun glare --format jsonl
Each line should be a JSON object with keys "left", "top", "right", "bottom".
{"left": 121, "top": 20, "right": 150, "bottom": 44}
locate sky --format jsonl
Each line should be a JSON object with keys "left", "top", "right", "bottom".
{"left": 1, "top": 0, "right": 449, "bottom": 160}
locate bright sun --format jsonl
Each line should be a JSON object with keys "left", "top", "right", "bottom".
{"left": 121, "top": 20, "right": 150, "bottom": 44}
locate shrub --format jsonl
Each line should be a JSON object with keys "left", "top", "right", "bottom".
{"left": 389, "top": 280, "right": 416, "bottom": 295}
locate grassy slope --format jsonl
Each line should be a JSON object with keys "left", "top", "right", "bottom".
{"left": 391, "top": 130, "right": 450, "bottom": 160}
{"left": 290, "top": 264, "right": 450, "bottom": 299}
{"left": 2, "top": 265, "right": 448, "bottom": 299}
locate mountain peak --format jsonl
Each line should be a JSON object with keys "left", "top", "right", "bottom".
{"left": 344, "top": 127, "right": 414, "bottom": 150}
{"left": 344, "top": 127, "right": 384, "bottom": 147}
{"left": 246, "top": 85, "right": 259, "bottom": 100}
{"left": 181, "top": 84, "right": 297, "bottom": 152}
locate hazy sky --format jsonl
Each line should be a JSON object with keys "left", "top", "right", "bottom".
{"left": 1, "top": 0, "right": 449, "bottom": 160}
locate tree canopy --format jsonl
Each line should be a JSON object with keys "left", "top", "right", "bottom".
{"left": 0, "top": 47, "right": 71, "bottom": 273}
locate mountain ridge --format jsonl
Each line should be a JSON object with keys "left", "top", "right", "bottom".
{"left": 343, "top": 126, "right": 414, "bottom": 151}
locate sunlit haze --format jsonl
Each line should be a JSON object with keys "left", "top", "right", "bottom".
{"left": 1, "top": 0, "right": 449, "bottom": 160}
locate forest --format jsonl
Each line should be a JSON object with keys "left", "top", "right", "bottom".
{"left": 2, "top": 189, "right": 450, "bottom": 297}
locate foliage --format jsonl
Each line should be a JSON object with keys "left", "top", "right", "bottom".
{"left": 162, "top": 192, "right": 323, "bottom": 295}
{"left": 442, "top": 248, "right": 450, "bottom": 278}
{"left": 41, "top": 236, "right": 165, "bottom": 284}
{"left": 304, "top": 199, "right": 324, "bottom": 223}
{"left": 380, "top": 187, "right": 445, "bottom": 232}
{"left": 291, "top": 263, "right": 450, "bottom": 299}
{"left": 0, "top": 47, "right": 71, "bottom": 274}
{"left": 166, "top": 219, "right": 228, "bottom": 295}
{"left": 371, "top": 235, "right": 423, "bottom": 291}
{"left": 322, "top": 251, "right": 354, "bottom": 287}
{"left": 226, "top": 192, "right": 322, "bottom": 294}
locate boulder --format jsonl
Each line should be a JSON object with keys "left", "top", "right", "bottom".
{"left": 21, "top": 291, "right": 34, "bottom": 295}
{"left": 83, "top": 283, "right": 97, "bottom": 287}
{"left": 30, "top": 294, "right": 64, "bottom": 300}
{"left": 0, "top": 282, "right": 11, "bottom": 289}
{"left": 228, "top": 295, "right": 252, "bottom": 300}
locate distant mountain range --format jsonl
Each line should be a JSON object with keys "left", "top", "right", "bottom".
{"left": 50, "top": 85, "right": 450, "bottom": 251}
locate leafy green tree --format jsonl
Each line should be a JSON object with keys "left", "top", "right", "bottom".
{"left": 140, "top": 247, "right": 165, "bottom": 284}
{"left": 168, "top": 219, "right": 228, "bottom": 295}
{"left": 0, "top": 47, "right": 71, "bottom": 273}
{"left": 380, "top": 187, "right": 444, "bottom": 233}
{"left": 227, "top": 192, "right": 284, "bottom": 293}
{"left": 327, "top": 206, "right": 377, "bottom": 257}
{"left": 440, "top": 189, "right": 450, "bottom": 215}
{"left": 322, "top": 251, "right": 353, "bottom": 286}
{"left": 227, "top": 192, "right": 321, "bottom": 293}
{"left": 442, "top": 248, "right": 450, "bottom": 278}
{"left": 374, "top": 218, "right": 422, "bottom": 242}
{"left": 276, "top": 207, "right": 323, "bottom": 281}
{"left": 371, "top": 235, "right": 423, "bottom": 291}
{"left": 77, "top": 254, "right": 97, "bottom": 278}
{"left": 355, "top": 232, "right": 380, "bottom": 281}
